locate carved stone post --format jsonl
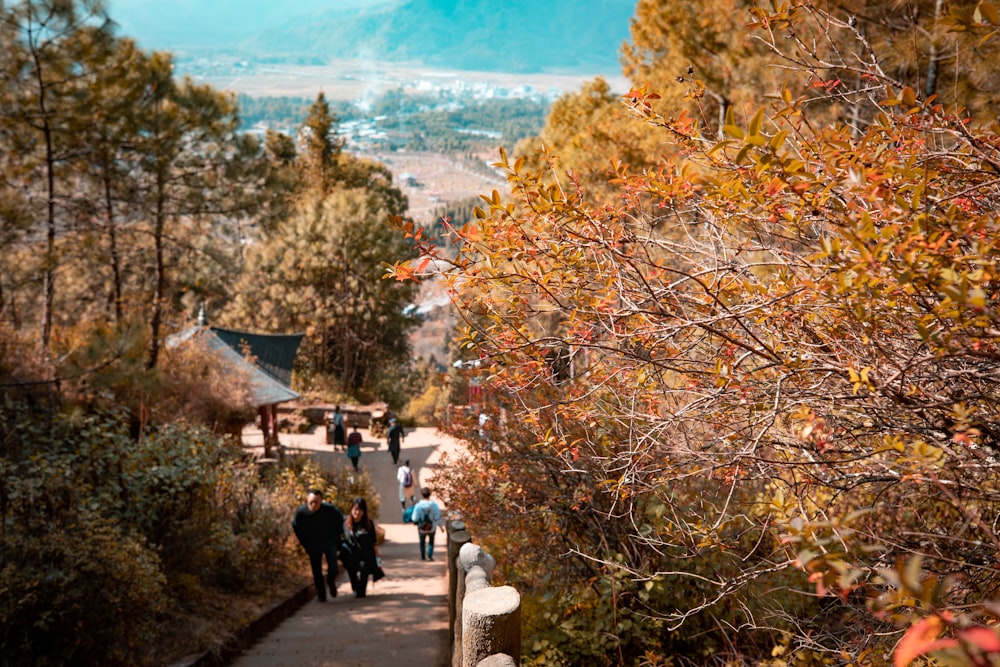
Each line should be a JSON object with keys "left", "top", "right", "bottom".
{"left": 448, "top": 523, "right": 470, "bottom": 658}
{"left": 462, "top": 585, "right": 520, "bottom": 667}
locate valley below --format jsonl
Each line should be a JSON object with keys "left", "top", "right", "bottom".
{"left": 187, "top": 58, "right": 626, "bottom": 102}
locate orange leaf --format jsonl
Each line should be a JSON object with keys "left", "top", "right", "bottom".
{"left": 895, "top": 616, "right": 958, "bottom": 667}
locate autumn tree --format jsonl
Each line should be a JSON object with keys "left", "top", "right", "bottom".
{"left": 0, "top": 0, "right": 115, "bottom": 352}
{"left": 223, "top": 94, "right": 419, "bottom": 399}
{"left": 224, "top": 185, "right": 419, "bottom": 398}
{"left": 0, "top": 1, "right": 271, "bottom": 374}
{"left": 395, "top": 3, "right": 1000, "bottom": 665}
{"left": 298, "top": 91, "right": 345, "bottom": 194}
{"left": 623, "top": 0, "right": 1000, "bottom": 135}
{"left": 512, "top": 78, "right": 662, "bottom": 205}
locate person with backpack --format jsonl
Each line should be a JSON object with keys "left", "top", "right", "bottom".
{"left": 411, "top": 487, "right": 443, "bottom": 561}
{"left": 397, "top": 459, "right": 415, "bottom": 510}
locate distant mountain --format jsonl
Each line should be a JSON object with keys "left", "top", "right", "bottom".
{"left": 107, "top": 0, "right": 634, "bottom": 75}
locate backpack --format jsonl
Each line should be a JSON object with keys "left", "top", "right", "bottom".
{"left": 402, "top": 468, "right": 413, "bottom": 487}
{"left": 402, "top": 505, "right": 414, "bottom": 524}
{"left": 417, "top": 506, "right": 434, "bottom": 533}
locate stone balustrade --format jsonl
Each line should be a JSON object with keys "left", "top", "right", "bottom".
{"left": 446, "top": 519, "right": 521, "bottom": 667}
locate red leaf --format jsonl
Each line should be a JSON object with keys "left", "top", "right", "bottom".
{"left": 958, "top": 626, "right": 1000, "bottom": 653}
{"left": 895, "top": 616, "right": 957, "bottom": 667}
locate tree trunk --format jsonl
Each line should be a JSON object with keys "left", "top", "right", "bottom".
{"left": 102, "top": 153, "right": 123, "bottom": 321}
{"left": 147, "top": 173, "right": 166, "bottom": 370}
{"left": 29, "top": 23, "right": 56, "bottom": 354}
{"left": 924, "top": 0, "right": 946, "bottom": 99}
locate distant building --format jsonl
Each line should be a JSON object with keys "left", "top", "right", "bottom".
{"left": 399, "top": 172, "right": 421, "bottom": 187}
{"left": 167, "top": 306, "right": 303, "bottom": 457}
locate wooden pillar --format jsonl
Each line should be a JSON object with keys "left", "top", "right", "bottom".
{"left": 258, "top": 405, "right": 271, "bottom": 458}
{"left": 258, "top": 404, "right": 280, "bottom": 458}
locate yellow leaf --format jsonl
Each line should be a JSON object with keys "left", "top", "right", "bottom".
{"left": 723, "top": 124, "right": 745, "bottom": 140}
{"left": 748, "top": 108, "right": 764, "bottom": 137}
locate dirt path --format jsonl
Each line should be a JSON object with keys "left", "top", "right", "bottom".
{"left": 230, "top": 425, "right": 466, "bottom": 667}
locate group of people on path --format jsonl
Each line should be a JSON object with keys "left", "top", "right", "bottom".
{"left": 327, "top": 405, "right": 406, "bottom": 471}
{"left": 292, "top": 415, "right": 445, "bottom": 601}
{"left": 292, "top": 490, "right": 383, "bottom": 600}
{"left": 293, "top": 486, "right": 445, "bottom": 600}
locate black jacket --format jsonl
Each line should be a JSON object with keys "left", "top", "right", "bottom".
{"left": 292, "top": 502, "right": 345, "bottom": 552}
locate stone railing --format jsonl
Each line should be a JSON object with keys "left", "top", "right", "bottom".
{"left": 446, "top": 518, "right": 521, "bottom": 667}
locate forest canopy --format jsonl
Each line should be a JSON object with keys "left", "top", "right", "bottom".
{"left": 1, "top": 5, "right": 417, "bottom": 661}
{"left": 393, "top": 1, "right": 1000, "bottom": 666}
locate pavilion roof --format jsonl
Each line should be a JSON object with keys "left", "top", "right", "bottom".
{"left": 166, "top": 325, "right": 304, "bottom": 407}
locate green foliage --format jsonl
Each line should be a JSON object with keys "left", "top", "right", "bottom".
{"left": 367, "top": 355, "right": 436, "bottom": 415}
{"left": 0, "top": 511, "right": 166, "bottom": 667}
{"left": 0, "top": 399, "right": 337, "bottom": 665}
{"left": 375, "top": 97, "right": 551, "bottom": 153}
{"left": 236, "top": 93, "right": 360, "bottom": 130}
{"left": 401, "top": 363, "right": 451, "bottom": 426}
{"left": 278, "top": 455, "right": 381, "bottom": 520}
{"left": 223, "top": 183, "right": 420, "bottom": 397}
{"left": 236, "top": 90, "right": 549, "bottom": 155}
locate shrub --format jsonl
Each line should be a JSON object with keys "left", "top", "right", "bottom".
{"left": 278, "top": 455, "right": 382, "bottom": 520}
{"left": 0, "top": 402, "right": 318, "bottom": 664}
{"left": 0, "top": 511, "right": 165, "bottom": 667}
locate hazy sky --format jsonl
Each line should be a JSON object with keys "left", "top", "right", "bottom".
{"left": 106, "top": 0, "right": 390, "bottom": 49}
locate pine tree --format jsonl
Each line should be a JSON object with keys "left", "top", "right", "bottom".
{"left": 0, "top": 0, "right": 115, "bottom": 351}
{"left": 298, "top": 92, "right": 344, "bottom": 195}
{"left": 223, "top": 184, "right": 419, "bottom": 396}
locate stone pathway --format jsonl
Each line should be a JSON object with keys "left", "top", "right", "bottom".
{"left": 230, "top": 424, "right": 465, "bottom": 667}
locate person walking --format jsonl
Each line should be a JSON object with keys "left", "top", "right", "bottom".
{"left": 386, "top": 417, "right": 405, "bottom": 464}
{"left": 330, "top": 405, "right": 346, "bottom": 451}
{"left": 292, "top": 489, "right": 345, "bottom": 602}
{"left": 341, "top": 497, "right": 382, "bottom": 598}
{"left": 346, "top": 423, "right": 362, "bottom": 471}
{"left": 397, "top": 459, "right": 415, "bottom": 510}
{"left": 411, "top": 487, "right": 443, "bottom": 561}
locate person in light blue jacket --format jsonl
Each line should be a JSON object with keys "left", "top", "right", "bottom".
{"left": 411, "top": 487, "right": 443, "bottom": 561}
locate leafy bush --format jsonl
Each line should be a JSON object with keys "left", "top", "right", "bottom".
{"left": 51, "top": 317, "right": 257, "bottom": 436}
{"left": 0, "top": 512, "right": 166, "bottom": 667}
{"left": 278, "top": 455, "right": 382, "bottom": 521}
{"left": 402, "top": 365, "right": 451, "bottom": 426}
{"left": 0, "top": 400, "right": 359, "bottom": 665}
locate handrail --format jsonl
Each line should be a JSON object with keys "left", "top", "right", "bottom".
{"left": 446, "top": 518, "right": 521, "bottom": 666}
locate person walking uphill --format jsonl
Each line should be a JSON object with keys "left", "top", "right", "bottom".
{"left": 341, "top": 497, "right": 383, "bottom": 597}
{"left": 346, "top": 423, "right": 362, "bottom": 471}
{"left": 411, "top": 487, "right": 444, "bottom": 561}
{"left": 292, "top": 489, "right": 345, "bottom": 601}
{"left": 397, "top": 459, "right": 415, "bottom": 510}
{"left": 386, "top": 417, "right": 405, "bottom": 464}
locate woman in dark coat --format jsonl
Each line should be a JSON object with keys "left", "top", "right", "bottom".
{"left": 342, "top": 497, "right": 382, "bottom": 597}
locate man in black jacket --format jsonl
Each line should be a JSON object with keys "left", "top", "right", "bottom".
{"left": 292, "top": 489, "right": 345, "bottom": 601}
